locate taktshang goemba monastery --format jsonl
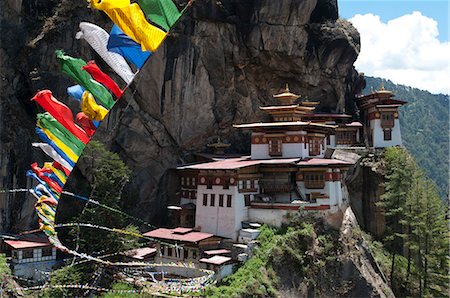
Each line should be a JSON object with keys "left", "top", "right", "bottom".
{"left": 174, "top": 85, "right": 406, "bottom": 240}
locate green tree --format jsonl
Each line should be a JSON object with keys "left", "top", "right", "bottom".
{"left": 70, "top": 141, "right": 139, "bottom": 255}
{"left": 378, "top": 147, "right": 449, "bottom": 296}
{"left": 39, "top": 266, "right": 82, "bottom": 297}
{"left": 378, "top": 147, "right": 416, "bottom": 289}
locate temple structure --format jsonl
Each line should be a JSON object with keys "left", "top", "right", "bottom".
{"left": 175, "top": 86, "right": 361, "bottom": 240}
{"left": 174, "top": 85, "right": 406, "bottom": 240}
{"left": 354, "top": 86, "right": 407, "bottom": 148}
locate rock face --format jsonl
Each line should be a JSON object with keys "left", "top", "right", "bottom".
{"left": 0, "top": 0, "right": 361, "bottom": 229}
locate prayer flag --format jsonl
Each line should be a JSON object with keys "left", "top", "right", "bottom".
{"left": 76, "top": 22, "right": 135, "bottom": 84}
{"left": 82, "top": 61, "right": 124, "bottom": 98}
{"left": 32, "top": 90, "right": 90, "bottom": 144}
{"left": 76, "top": 112, "right": 97, "bottom": 137}
{"left": 108, "top": 25, "right": 151, "bottom": 69}
{"left": 81, "top": 91, "right": 109, "bottom": 121}
{"left": 89, "top": 1, "right": 167, "bottom": 52}
{"left": 56, "top": 50, "right": 115, "bottom": 109}
{"left": 37, "top": 113, "right": 85, "bottom": 155}
{"left": 67, "top": 85, "right": 85, "bottom": 102}
{"left": 138, "top": 0, "right": 182, "bottom": 32}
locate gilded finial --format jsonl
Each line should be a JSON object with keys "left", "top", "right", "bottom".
{"left": 380, "top": 81, "right": 385, "bottom": 91}
{"left": 285, "top": 83, "right": 289, "bottom": 92}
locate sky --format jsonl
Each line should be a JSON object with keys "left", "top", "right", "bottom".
{"left": 338, "top": 0, "right": 450, "bottom": 94}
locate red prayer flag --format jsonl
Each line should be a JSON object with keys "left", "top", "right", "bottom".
{"left": 31, "top": 163, "right": 63, "bottom": 193}
{"left": 32, "top": 90, "right": 90, "bottom": 144}
{"left": 82, "top": 61, "right": 124, "bottom": 99}
{"left": 53, "top": 161, "right": 71, "bottom": 177}
{"left": 76, "top": 112, "right": 97, "bottom": 137}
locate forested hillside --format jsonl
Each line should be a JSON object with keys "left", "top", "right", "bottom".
{"left": 363, "top": 77, "right": 449, "bottom": 198}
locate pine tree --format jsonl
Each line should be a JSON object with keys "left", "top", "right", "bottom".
{"left": 378, "top": 147, "right": 416, "bottom": 289}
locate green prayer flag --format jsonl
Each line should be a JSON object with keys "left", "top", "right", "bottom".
{"left": 37, "top": 113, "right": 86, "bottom": 155}
{"left": 138, "top": 0, "right": 182, "bottom": 32}
{"left": 55, "top": 50, "right": 115, "bottom": 109}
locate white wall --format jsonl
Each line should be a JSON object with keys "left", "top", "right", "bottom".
{"left": 196, "top": 185, "right": 247, "bottom": 240}
{"left": 248, "top": 208, "right": 295, "bottom": 226}
{"left": 14, "top": 248, "right": 56, "bottom": 264}
{"left": 371, "top": 119, "right": 402, "bottom": 148}
{"left": 12, "top": 259, "right": 60, "bottom": 280}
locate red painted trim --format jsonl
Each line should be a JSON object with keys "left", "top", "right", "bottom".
{"left": 303, "top": 205, "right": 330, "bottom": 210}
{"left": 250, "top": 203, "right": 301, "bottom": 210}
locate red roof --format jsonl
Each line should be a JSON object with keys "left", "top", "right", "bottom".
{"left": 204, "top": 249, "right": 231, "bottom": 256}
{"left": 199, "top": 255, "right": 232, "bottom": 265}
{"left": 297, "top": 158, "right": 353, "bottom": 166}
{"left": 178, "top": 157, "right": 301, "bottom": 170}
{"left": 143, "top": 228, "right": 215, "bottom": 243}
{"left": 4, "top": 240, "right": 51, "bottom": 249}
{"left": 124, "top": 247, "right": 157, "bottom": 260}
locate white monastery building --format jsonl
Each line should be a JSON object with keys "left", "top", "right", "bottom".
{"left": 174, "top": 85, "right": 406, "bottom": 240}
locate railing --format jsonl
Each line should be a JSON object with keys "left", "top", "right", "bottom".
{"left": 259, "top": 181, "right": 292, "bottom": 193}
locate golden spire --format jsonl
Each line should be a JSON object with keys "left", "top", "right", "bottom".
{"left": 273, "top": 84, "right": 300, "bottom": 105}
{"left": 380, "top": 81, "right": 385, "bottom": 91}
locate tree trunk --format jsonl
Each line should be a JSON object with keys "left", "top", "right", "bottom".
{"left": 390, "top": 252, "right": 396, "bottom": 289}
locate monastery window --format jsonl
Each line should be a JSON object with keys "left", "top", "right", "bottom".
{"left": 202, "top": 194, "right": 208, "bottom": 206}
{"left": 227, "top": 195, "right": 232, "bottom": 207}
{"left": 192, "top": 250, "right": 197, "bottom": 260}
{"left": 210, "top": 194, "right": 216, "bottom": 206}
{"left": 186, "top": 178, "right": 190, "bottom": 186}
{"left": 23, "top": 250, "right": 33, "bottom": 259}
{"left": 326, "top": 135, "right": 330, "bottom": 145}
{"left": 304, "top": 172, "right": 325, "bottom": 189}
{"left": 207, "top": 178, "right": 213, "bottom": 189}
{"left": 219, "top": 194, "right": 224, "bottom": 207}
{"left": 183, "top": 248, "right": 189, "bottom": 259}
{"left": 383, "top": 129, "right": 392, "bottom": 141}
{"left": 12, "top": 251, "right": 18, "bottom": 259}
{"left": 268, "top": 139, "right": 282, "bottom": 156}
{"left": 381, "top": 112, "right": 395, "bottom": 128}
{"left": 308, "top": 138, "right": 321, "bottom": 156}
{"left": 167, "top": 247, "right": 173, "bottom": 257}
{"left": 192, "top": 177, "right": 196, "bottom": 186}
{"left": 223, "top": 178, "right": 229, "bottom": 189}
{"left": 244, "top": 195, "right": 251, "bottom": 206}
{"left": 246, "top": 180, "right": 251, "bottom": 189}
{"left": 42, "top": 248, "right": 52, "bottom": 257}
{"left": 181, "top": 177, "right": 185, "bottom": 185}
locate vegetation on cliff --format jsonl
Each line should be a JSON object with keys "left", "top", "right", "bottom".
{"left": 377, "top": 147, "right": 449, "bottom": 297}
{"left": 206, "top": 215, "right": 384, "bottom": 297}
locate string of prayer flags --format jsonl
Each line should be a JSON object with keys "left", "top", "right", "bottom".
{"left": 76, "top": 22, "right": 135, "bottom": 84}
{"left": 56, "top": 50, "right": 115, "bottom": 109}
{"left": 107, "top": 25, "right": 151, "bottom": 69}
{"left": 82, "top": 61, "right": 124, "bottom": 99}
{"left": 89, "top": 0, "right": 167, "bottom": 52}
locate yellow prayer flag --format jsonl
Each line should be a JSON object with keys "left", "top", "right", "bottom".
{"left": 81, "top": 91, "right": 109, "bottom": 121}
{"left": 90, "top": 1, "right": 167, "bottom": 52}
{"left": 89, "top": 0, "right": 130, "bottom": 10}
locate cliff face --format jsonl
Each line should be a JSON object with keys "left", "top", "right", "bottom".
{"left": 0, "top": 0, "right": 361, "bottom": 229}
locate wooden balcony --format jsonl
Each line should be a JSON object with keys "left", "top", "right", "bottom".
{"left": 259, "top": 181, "right": 292, "bottom": 193}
